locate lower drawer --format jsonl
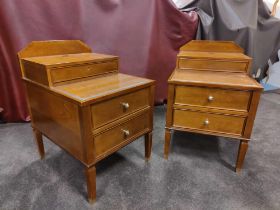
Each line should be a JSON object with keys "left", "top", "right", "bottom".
{"left": 94, "top": 111, "right": 150, "bottom": 158}
{"left": 173, "top": 109, "right": 245, "bottom": 135}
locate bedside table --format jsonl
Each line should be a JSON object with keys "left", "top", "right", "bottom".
{"left": 164, "top": 40, "right": 263, "bottom": 173}
{"left": 18, "top": 40, "right": 155, "bottom": 203}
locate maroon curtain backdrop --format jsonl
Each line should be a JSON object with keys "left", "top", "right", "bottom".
{"left": 0, "top": 0, "right": 198, "bottom": 122}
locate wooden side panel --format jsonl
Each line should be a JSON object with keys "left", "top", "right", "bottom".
{"left": 148, "top": 85, "right": 155, "bottom": 130}
{"left": 165, "top": 84, "right": 175, "bottom": 128}
{"left": 22, "top": 61, "right": 49, "bottom": 86}
{"left": 25, "top": 82, "right": 84, "bottom": 161}
{"left": 79, "top": 106, "right": 95, "bottom": 165}
{"left": 243, "top": 90, "right": 262, "bottom": 139}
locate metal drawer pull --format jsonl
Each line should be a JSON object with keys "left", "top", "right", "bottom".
{"left": 204, "top": 119, "right": 210, "bottom": 125}
{"left": 122, "top": 129, "right": 130, "bottom": 137}
{"left": 208, "top": 95, "right": 214, "bottom": 101}
{"left": 121, "top": 102, "right": 130, "bottom": 110}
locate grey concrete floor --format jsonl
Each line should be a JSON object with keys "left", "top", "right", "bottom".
{"left": 0, "top": 93, "right": 280, "bottom": 210}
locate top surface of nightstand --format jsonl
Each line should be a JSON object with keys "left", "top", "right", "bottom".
{"left": 168, "top": 69, "right": 263, "bottom": 90}
{"left": 51, "top": 73, "right": 154, "bottom": 105}
{"left": 180, "top": 40, "right": 244, "bottom": 53}
{"left": 177, "top": 51, "right": 251, "bottom": 61}
{"left": 22, "top": 53, "right": 117, "bottom": 68}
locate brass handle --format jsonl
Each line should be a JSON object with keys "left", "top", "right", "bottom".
{"left": 204, "top": 119, "right": 210, "bottom": 125}
{"left": 121, "top": 102, "right": 130, "bottom": 110}
{"left": 208, "top": 95, "right": 214, "bottom": 101}
{"left": 122, "top": 129, "right": 130, "bottom": 137}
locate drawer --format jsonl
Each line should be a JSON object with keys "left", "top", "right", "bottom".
{"left": 91, "top": 88, "right": 150, "bottom": 128}
{"left": 178, "top": 58, "right": 248, "bottom": 72}
{"left": 173, "top": 109, "right": 245, "bottom": 135}
{"left": 175, "top": 86, "right": 251, "bottom": 111}
{"left": 50, "top": 60, "right": 118, "bottom": 84}
{"left": 94, "top": 111, "right": 150, "bottom": 158}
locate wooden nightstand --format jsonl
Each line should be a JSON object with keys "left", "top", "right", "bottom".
{"left": 18, "top": 40, "right": 155, "bottom": 203}
{"left": 164, "top": 40, "right": 263, "bottom": 173}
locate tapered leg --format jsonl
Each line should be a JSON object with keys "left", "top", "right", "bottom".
{"left": 145, "top": 132, "right": 152, "bottom": 161}
{"left": 235, "top": 140, "right": 249, "bottom": 173}
{"left": 164, "top": 129, "right": 172, "bottom": 159}
{"left": 32, "top": 128, "right": 45, "bottom": 159}
{"left": 85, "top": 166, "right": 96, "bottom": 203}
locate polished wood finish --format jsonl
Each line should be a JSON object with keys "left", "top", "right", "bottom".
{"left": 173, "top": 109, "right": 246, "bottom": 136}
{"left": 243, "top": 91, "right": 262, "bottom": 139}
{"left": 145, "top": 132, "right": 152, "bottom": 160}
{"left": 85, "top": 166, "right": 96, "bottom": 203}
{"left": 169, "top": 69, "right": 261, "bottom": 90}
{"left": 50, "top": 59, "right": 118, "bottom": 84}
{"left": 26, "top": 82, "right": 84, "bottom": 161}
{"left": 174, "top": 86, "right": 251, "bottom": 111}
{"left": 178, "top": 40, "right": 251, "bottom": 74}
{"left": 18, "top": 40, "right": 155, "bottom": 203}
{"left": 50, "top": 73, "right": 153, "bottom": 106}
{"left": 178, "top": 58, "right": 248, "bottom": 73}
{"left": 177, "top": 45, "right": 251, "bottom": 73}
{"left": 164, "top": 130, "right": 172, "bottom": 159}
{"left": 236, "top": 140, "right": 249, "bottom": 173}
{"left": 18, "top": 40, "right": 91, "bottom": 78}
{"left": 165, "top": 40, "right": 263, "bottom": 172}
{"left": 180, "top": 40, "right": 244, "bottom": 53}
{"left": 94, "top": 110, "right": 151, "bottom": 159}
{"left": 91, "top": 88, "right": 149, "bottom": 128}
{"left": 32, "top": 128, "right": 45, "bottom": 159}
{"left": 21, "top": 53, "right": 118, "bottom": 86}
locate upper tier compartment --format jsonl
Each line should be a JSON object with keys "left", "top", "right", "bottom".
{"left": 177, "top": 40, "right": 251, "bottom": 73}
{"left": 18, "top": 40, "right": 118, "bottom": 86}
{"left": 180, "top": 40, "right": 244, "bottom": 53}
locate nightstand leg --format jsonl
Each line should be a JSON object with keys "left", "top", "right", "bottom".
{"left": 236, "top": 140, "right": 249, "bottom": 173}
{"left": 33, "top": 128, "right": 45, "bottom": 159}
{"left": 164, "top": 129, "right": 172, "bottom": 159}
{"left": 85, "top": 166, "right": 96, "bottom": 203}
{"left": 145, "top": 132, "right": 152, "bottom": 161}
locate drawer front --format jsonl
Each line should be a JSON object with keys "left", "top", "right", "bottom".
{"left": 91, "top": 88, "right": 150, "bottom": 128}
{"left": 50, "top": 60, "right": 118, "bottom": 83}
{"left": 94, "top": 111, "right": 150, "bottom": 158}
{"left": 173, "top": 109, "right": 245, "bottom": 135}
{"left": 178, "top": 58, "right": 248, "bottom": 72}
{"left": 175, "top": 86, "right": 251, "bottom": 111}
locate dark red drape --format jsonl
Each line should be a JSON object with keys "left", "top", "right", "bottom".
{"left": 0, "top": 0, "right": 198, "bottom": 122}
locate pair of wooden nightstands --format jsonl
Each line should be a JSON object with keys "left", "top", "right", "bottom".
{"left": 19, "top": 40, "right": 262, "bottom": 203}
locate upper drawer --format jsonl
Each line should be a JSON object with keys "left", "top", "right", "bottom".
{"left": 91, "top": 88, "right": 150, "bottom": 128}
{"left": 50, "top": 60, "right": 118, "bottom": 84}
{"left": 175, "top": 86, "right": 251, "bottom": 111}
{"left": 177, "top": 58, "right": 249, "bottom": 73}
